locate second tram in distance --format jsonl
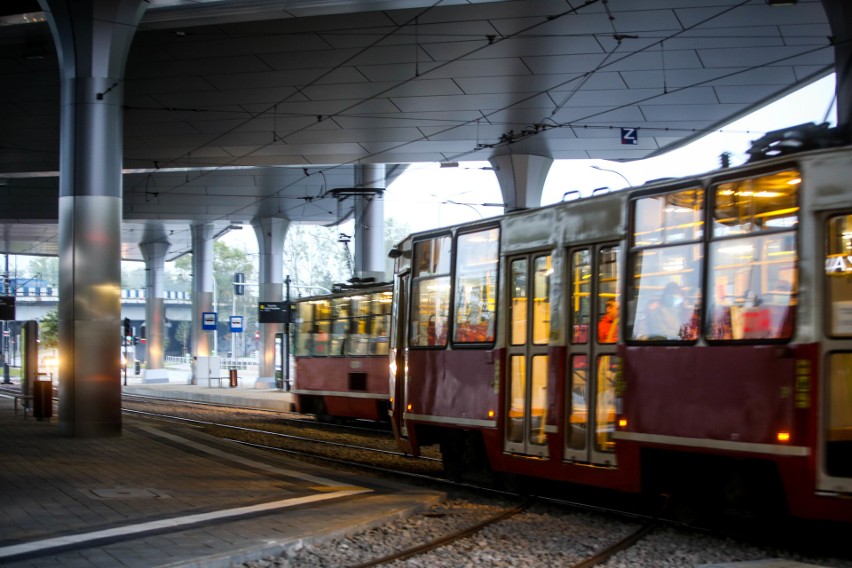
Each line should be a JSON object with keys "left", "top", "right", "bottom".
{"left": 291, "top": 284, "right": 392, "bottom": 422}
{"left": 387, "top": 126, "right": 852, "bottom": 523}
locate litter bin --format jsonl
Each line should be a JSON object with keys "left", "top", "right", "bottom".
{"left": 33, "top": 378, "right": 53, "bottom": 421}
{"left": 229, "top": 367, "right": 238, "bottom": 388}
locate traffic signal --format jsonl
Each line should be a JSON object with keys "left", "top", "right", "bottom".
{"left": 234, "top": 272, "right": 245, "bottom": 295}
{"left": 123, "top": 317, "right": 131, "bottom": 338}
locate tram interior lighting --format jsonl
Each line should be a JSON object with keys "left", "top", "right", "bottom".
{"left": 777, "top": 431, "right": 791, "bottom": 442}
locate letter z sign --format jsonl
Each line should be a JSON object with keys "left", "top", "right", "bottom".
{"left": 621, "top": 127, "right": 638, "bottom": 145}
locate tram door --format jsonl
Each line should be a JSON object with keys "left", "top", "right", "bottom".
{"left": 504, "top": 253, "right": 552, "bottom": 458}
{"left": 565, "top": 244, "right": 621, "bottom": 466}
{"left": 822, "top": 214, "right": 852, "bottom": 491}
{"left": 391, "top": 272, "right": 411, "bottom": 441}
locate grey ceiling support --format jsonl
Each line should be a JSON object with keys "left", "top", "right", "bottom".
{"left": 354, "top": 164, "right": 386, "bottom": 283}
{"left": 489, "top": 154, "right": 553, "bottom": 212}
{"left": 252, "top": 216, "right": 289, "bottom": 387}
{"left": 39, "top": 0, "right": 146, "bottom": 437}
{"left": 190, "top": 223, "right": 215, "bottom": 384}
{"left": 822, "top": 0, "right": 852, "bottom": 138}
{"left": 140, "top": 238, "right": 170, "bottom": 381}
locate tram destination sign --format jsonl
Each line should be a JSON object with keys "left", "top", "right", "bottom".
{"left": 258, "top": 301, "right": 291, "bottom": 324}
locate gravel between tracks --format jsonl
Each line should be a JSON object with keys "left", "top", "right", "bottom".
{"left": 240, "top": 495, "right": 852, "bottom": 568}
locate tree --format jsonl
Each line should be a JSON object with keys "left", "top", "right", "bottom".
{"left": 39, "top": 307, "right": 59, "bottom": 350}
{"left": 26, "top": 256, "right": 58, "bottom": 286}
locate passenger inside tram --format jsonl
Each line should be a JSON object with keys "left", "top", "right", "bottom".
{"left": 598, "top": 299, "right": 618, "bottom": 343}
{"left": 645, "top": 281, "right": 690, "bottom": 340}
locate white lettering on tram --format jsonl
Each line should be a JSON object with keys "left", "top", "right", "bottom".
{"left": 825, "top": 255, "right": 852, "bottom": 273}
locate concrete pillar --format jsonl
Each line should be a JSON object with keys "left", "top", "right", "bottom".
{"left": 354, "top": 164, "right": 386, "bottom": 283}
{"left": 40, "top": 0, "right": 146, "bottom": 437}
{"left": 822, "top": 0, "right": 852, "bottom": 138}
{"left": 252, "top": 216, "right": 289, "bottom": 388}
{"left": 489, "top": 154, "right": 553, "bottom": 212}
{"left": 140, "top": 237, "right": 170, "bottom": 383}
{"left": 191, "top": 223, "right": 215, "bottom": 384}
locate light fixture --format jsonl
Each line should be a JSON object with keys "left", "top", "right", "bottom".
{"left": 766, "top": 0, "right": 796, "bottom": 5}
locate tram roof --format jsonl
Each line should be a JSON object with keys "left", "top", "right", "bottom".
{"left": 0, "top": 0, "right": 834, "bottom": 260}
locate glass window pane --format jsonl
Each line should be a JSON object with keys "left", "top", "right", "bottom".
{"left": 713, "top": 170, "right": 800, "bottom": 237}
{"left": 628, "top": 244, "right": 701, "bottom": 341}
{"left": 532, "top": 255, "right": 551, "bottom": 345}
{"left": 826, "top": 353, "right": 852, "bottom": 477}
{"left": 453, "top": 228, "right": 499, "bottom": 343}
{"left": 567, "top": 354, "right": 588, "bottom": 451}
{"left": 311, "top": 299, "right": 332, "bottom": 355}
{"left": 369, "top": 291, "right": 392, "bottom": 355}
{"left": 295, "top": 302, "right": 314, "bottom": 356}
{"left": 633, "top": 188, "right": 703, "bottom": 247}
{"left": 597, "top": 247, "right": 620, "bottom": 344}
{"left": 510, "top": 259, "right": 528, "bottom": 346}
{"left": 413, "top": 235, "right": 452, "bottom": 277}
{"left": 507, "top": 355, "right": 525, "bottom": 443}
{"left": 570, "top": 250, "right": 591, "bottom": 344}
{"left": 595, "top": 355, "right": 619, "bottom": 453}
{"left": 410, "top": 277, "right": 450, "bottom": 347}
{"left": 826, "top": 215, "right": 852, "bottom": 337}
{"left": 529, "top": 355, "right": 548, "bottom": 446}
{"left": 706, "top": 234, "right": 796, "bottom": 340}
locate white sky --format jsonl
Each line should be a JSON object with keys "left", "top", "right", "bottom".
{"left": 383, "top": 73, "right": 838, "bottom": 233}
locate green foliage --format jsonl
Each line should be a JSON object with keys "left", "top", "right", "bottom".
{"left": 39, "top": 306, "right": 59, "bottom": 349}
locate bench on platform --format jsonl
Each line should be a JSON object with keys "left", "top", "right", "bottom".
{"left": 13, "top": 394, "right": 34, "bottom": 418}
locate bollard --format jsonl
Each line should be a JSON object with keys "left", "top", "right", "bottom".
{"left": 229, "top": 367, "right": 238, "bottom": 388}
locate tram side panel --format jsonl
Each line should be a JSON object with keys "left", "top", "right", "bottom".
{"left": 293, "top": 355, "right": 390, "bottom": 421}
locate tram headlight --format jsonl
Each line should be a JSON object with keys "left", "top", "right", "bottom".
{"left": 777, "top": 431, "right": 791, "bottom": 443}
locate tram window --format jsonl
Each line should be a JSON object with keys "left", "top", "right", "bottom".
{"left": 706, "top": 170, "right": 799, "bottom": 341}
{"left": 826, "top": 353, "right": 852, "bottom": 477}
{"left": 567, "top": 354, "right": 588, "bottom": 451}
{"left": 453, "top": 228, "right": 499, "bottom": 344}
{"left": 595, "top": 354, "right": 619, "bottom": 453}
{"left": 597, "top": 247, "right": 621, "bottom": 344}
{"left": 826, "top": 215, "right": 852, "bottom": 337}
{"left": 510, "top": 259, "right": 528, "bottom": 346}
{"left": 632, "top": 188, "right": 703, "bottom": 247}
{"left": 410, "top": 236, "right": 451, "bottom": 347}
{"left": 533, "top": 256, "right": 552, "bottom": 345}
{"left": 570, "top": 250, "right": 591, "bottom": 344}
{"left": 529, "top": 355, "right": 548, "bottom": 446}
{"left": 628, "top": 244, "right": 701, "bottom": 341}
{"left": 294, "top": 302, "right": 314, "bottom": 356}
{"left": 311, "top": 299, "right": 332, "bottom": 355}
{"left": 713, "top": 170, "right": 799, "bottom": 237}
{"left": 629, "top": 188, "right": 703, "bottom": 342}
{"left": 369, "top": 291, "right": 392, "bottom": 355}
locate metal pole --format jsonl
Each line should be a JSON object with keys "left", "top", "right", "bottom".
{"left": 3, "top": 253, "right": 10, "bottom": 384}
{"left": 284, "top": 275, "right": 290, "bottom": 391}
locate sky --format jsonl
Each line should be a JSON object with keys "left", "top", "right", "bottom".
{"left": 382, "top": 73, "right": 838, "bottom": 233}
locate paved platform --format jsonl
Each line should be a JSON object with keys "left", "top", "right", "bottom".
{"left": 0, "top": 393, "right": 444, "bottom": 568}
{"left": 122, "top": 363, "right": 295, "bottom": 412}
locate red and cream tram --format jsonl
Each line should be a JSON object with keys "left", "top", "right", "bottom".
{"left": 292, "top": 284, "right": 392, "bottom": 422}
{"left": 388, "top": 127, "right": 852, "bottom": 522}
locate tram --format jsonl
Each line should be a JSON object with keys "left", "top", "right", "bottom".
{"left": 291, "top": 283, "right": 393, "bottom": 422}
{"left": 387, "top": 124, "right": 852, "bottom": 522}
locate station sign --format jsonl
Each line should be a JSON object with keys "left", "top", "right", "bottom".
{"left": 258, "top": 302, "right": 291, "bottom": 324}
{"left": 229, "top": 315, "right": 243, "bottom": 333}
{"left": 0, "top": 296, "right": 15, "bottom": 320}
{"left": 202, "top": 311, "right": 217, "bottom": 330}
